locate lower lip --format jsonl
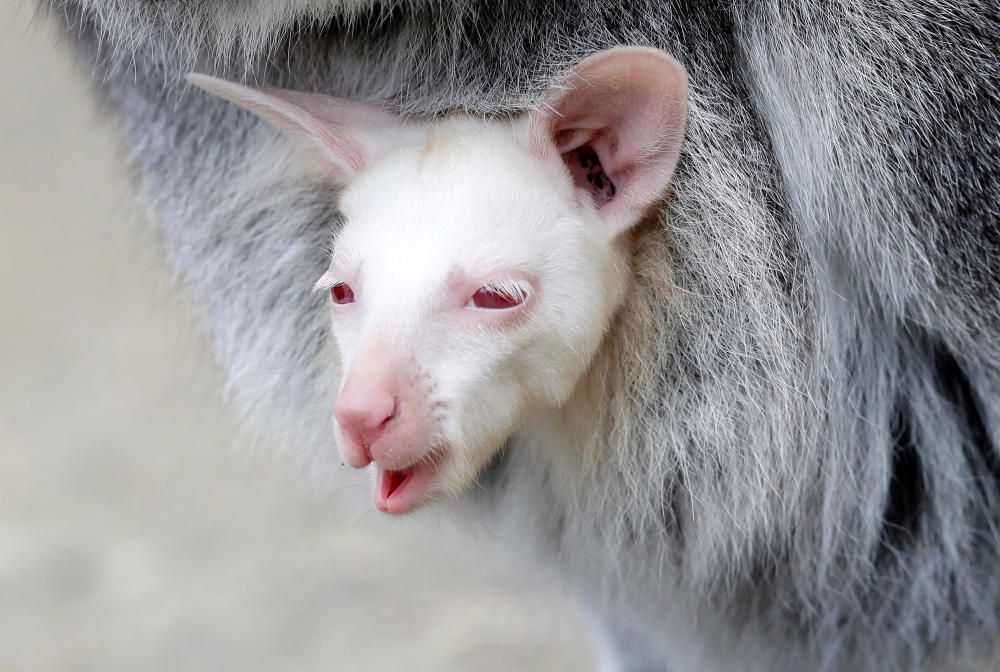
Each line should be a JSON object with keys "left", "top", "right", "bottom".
{"left": 374, "top": 459, "right": 438, "bottom": 515}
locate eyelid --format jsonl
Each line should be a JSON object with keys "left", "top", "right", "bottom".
{"left": 313, "top": 270, "right": 341, "bottom": 294}
{"left": 314, "top": 263, "right": 360, "bottom": 295}
{"left": 478, "top": 278, "right": 532, "bottom": 300}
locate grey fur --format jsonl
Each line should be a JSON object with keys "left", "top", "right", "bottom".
{"left": 39, "top": 1, "right": 1000, "bottom": 670}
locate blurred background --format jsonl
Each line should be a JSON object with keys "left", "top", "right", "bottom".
{"left": 0, "top": 5, "right": 593, "bottom": 670}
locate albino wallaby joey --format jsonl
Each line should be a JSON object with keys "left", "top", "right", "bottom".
{"left": 188, "top": 47, "right": 687, "bottom": 515}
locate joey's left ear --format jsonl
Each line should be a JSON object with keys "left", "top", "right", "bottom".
{"left": 529, "top": 47, "right": 688, "bottom": 236}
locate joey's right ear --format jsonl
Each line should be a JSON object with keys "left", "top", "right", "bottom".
{"left": 527, "top": 48, "right": 688, "bottom": 238}
{"left": 186, "top": 74, "right": 406, "bottom": 184}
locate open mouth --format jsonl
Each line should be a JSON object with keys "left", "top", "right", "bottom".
{"left": 374, "top": 458, "right": 439, "bottom": 515}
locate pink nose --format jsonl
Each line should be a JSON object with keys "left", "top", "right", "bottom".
{"left": 334, "top": 385, "right": 398, "bottom": 467}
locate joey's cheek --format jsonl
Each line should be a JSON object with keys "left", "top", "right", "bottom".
{"left": 328, "top": 325, "right": 362, "bottom": 356}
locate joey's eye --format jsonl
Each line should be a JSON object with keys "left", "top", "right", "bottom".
{"left": 467, "top": 282, "right": 529, "bottom": 310}
{"left": 331, "top": 283, "right": 355, "bottom": 305}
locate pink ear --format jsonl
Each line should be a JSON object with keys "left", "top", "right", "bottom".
{"left": 186, "top": 73, "right": 403, "bottom": 183}
{"left": 529, "top": 47, "right": 688, "bottom": 236}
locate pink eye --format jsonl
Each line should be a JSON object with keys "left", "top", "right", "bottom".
{"left": 468, "top": 282, "right": 528, "bottom": 310}
{"left": 331, "top": 283, "right": 355, "bottom": 305}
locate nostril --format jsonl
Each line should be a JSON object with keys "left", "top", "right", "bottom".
{"left": 334, "top": 393, "right": 398, "bottom": 448}
{"left": 364, "top": 397, "right": 398, "bottom": 445}
{"left": 381, "top": 396, "right": 399, "bottom": 428}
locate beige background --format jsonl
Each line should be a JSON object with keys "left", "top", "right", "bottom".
{"left": 0, "top": 5, "right": 592, "bottom": 670}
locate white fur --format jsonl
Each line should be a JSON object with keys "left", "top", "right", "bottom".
{"left": 323, "top": 115, "right": 631, "bottom": 500}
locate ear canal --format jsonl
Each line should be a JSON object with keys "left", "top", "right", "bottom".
{"left": 185, "top": 73, "right": 403, "bottom": 184}
{"left": 529, "top": 47, "right": 688, "bottom": 237}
